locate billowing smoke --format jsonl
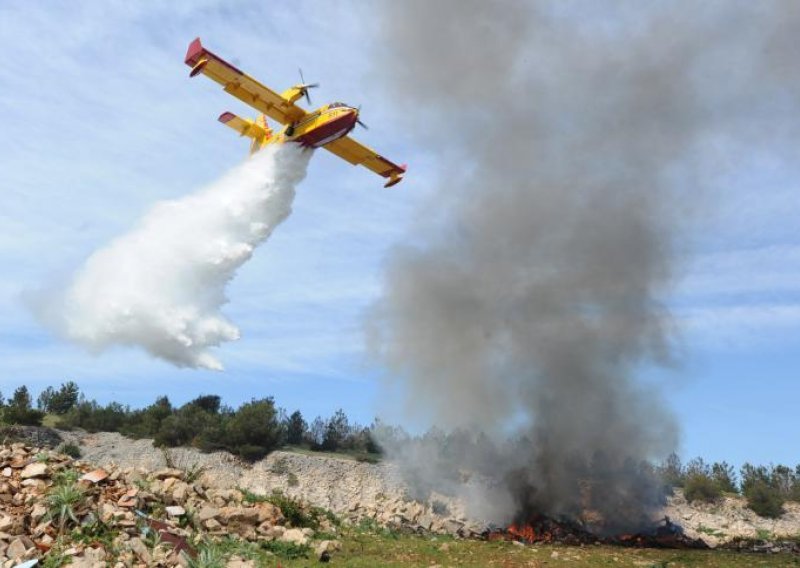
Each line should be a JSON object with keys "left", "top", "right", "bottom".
{"left": 369, "top": 2, "right": 800, "bottom": 531}
{"left": 37, "top": 145, "right": 311, "bottom": 370}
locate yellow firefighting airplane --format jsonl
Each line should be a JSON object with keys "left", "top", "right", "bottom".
{"left": 185, "top": 38, "right": 406, "bottom": 187}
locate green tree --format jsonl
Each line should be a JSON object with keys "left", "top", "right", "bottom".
{"left": 123, "top": 396, "right": 173, "bottom": 438}
{"left": 307, "top": 416, "right": 325, "bottom": 449}
{"left": 660, "top": 452, "right": 684, "bottom": 488}
{"left": 188, "top": 394, "right": 222, "bottom": 414}
{"left": 711, "top": 461, "right": 738, "bottom": 493}
{"left": 224, "top": 398, "right": 282, "bottom": 461}
{"left": 37, "top": 386, "right": 56, "bottom": 412}
{"left": 4, "top": 386, "right": 44, "bottom": 426}
{"left": 286, "top": 410, "right": 307, "bottom": 446}
{"left": 321, "top": 409, "right": 349, "bottom": 452}
{"left": 153, "top": 400, "right": 222, "bottom": 448}
{"left": 48, "top": 381, "right": 80, "bottom": 415}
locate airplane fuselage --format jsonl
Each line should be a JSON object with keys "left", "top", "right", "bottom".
{"left": 280, "top": 103, "right": 358, "bottom": 148}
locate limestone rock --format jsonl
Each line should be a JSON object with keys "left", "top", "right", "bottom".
{"left": 152, "top": 468, "right": 184, "bottom": 480}
{"left": 280, "top": 527, "right": 309, "bottom": 546}
{"left": 19, "top": 463, "right": 47, "bottom": 479}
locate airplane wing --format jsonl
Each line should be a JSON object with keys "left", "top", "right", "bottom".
{"left": 323, "top": 136, "right": 407, "bottom": 187}
{"left": 185, "top": 38, "right": 306, "bottom": 125}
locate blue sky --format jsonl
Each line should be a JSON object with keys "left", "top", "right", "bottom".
{"left": 0, "top": 1, "right": 797, "bottom": 468}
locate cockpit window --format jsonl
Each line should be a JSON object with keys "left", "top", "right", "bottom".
{"left": 329, "top": 102, "right": 347, "bottom": 109}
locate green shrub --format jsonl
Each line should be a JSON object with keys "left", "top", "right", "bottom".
{"left": 58, "top": 443, "right": 81, "bottom": 459}
{"left": 683, "top": 472, "right": 722, "bottom": 503}
{"left": 223, "top": 398, "right": 282, "bottom": 461}
{"left": 264, "top": 491, "right": 317, "bottom": 529}
{"left": 259, "top": 539, "right": 310, "bottom": 560}
{"left": 745, "top": 481, "right": 784, "bottom": 518}
{"left": 60, "top": 399, "right": 127, "bottom": 432}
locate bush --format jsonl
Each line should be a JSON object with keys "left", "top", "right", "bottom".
{"left": 745, "top": 481, "right": 785, "bottom": 518}
{"left": 58, "top": 443, "right": 81, "bottom": 459}
{"left": 683, "top": 473, "right": 722, "bottom": 503}
{"left": 224, "top": 398, "right": 282, "bottom": 461}
{"left": 61, "top": 400, "right": 127, "bottom": 432}
{"left": 153, "top": 403, "right": 221, "bottom": 448}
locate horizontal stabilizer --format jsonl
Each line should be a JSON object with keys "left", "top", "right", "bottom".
{"left": 217, "top": 112, "right": 268, "bottom": 141}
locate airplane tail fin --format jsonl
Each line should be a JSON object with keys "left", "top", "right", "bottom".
{"left": 217, "top": 112, "right": 273, "bottom": 154}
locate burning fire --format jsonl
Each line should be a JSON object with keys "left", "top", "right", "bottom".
{"left": 508, "top": 523, "right": 541, "bottom": 543}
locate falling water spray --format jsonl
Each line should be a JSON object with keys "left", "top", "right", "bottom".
{"left": 36, "top": 144, "right": 311, "bottom": 370}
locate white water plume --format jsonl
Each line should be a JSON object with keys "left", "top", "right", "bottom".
{"left": 39, "top": 144, "right": 311, "bottom": 370}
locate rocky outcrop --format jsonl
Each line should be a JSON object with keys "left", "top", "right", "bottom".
{"left": 666, "top": 489, "right": 800, "bottom": 547}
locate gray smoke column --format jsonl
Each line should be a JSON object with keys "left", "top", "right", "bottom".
{"left": 35, "top": 145, "right": 311, "bottom": 370}
{"left": 369, "top": 1, "right": 800, "bottom": 530}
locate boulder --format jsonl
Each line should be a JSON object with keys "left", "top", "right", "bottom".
{"left": 198, "top": 505, "right": 220, "bottom": 522}
{"left": 280, "top": 527, "right": 309, "bottom": 546}
{"left": 6, "top": 537, "right": 27, "bottom": 560}
{"left": 166, "top": 505, "right": 186, "bottom": 518}
{"left": 315, "top": 539, "right": 341, "bottom": 562}
{"left": 218, "top": 506, "right": 259, "bottom": 525}
{"left": 19, "top": 463, "right": 47, "bottom": 479}
{"left": 152, "top": 468, "right": 184, "bottom": 480}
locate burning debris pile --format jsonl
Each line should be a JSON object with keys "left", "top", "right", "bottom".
{"left": 0, "top": 442, "right": 340, "bottom": 567}
{"left": 487, "top": 515, "right": 707, "bottom": 550}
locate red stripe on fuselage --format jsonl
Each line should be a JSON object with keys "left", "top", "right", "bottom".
{"left": 293, "top": 113, "right": 357, "bottom": 147}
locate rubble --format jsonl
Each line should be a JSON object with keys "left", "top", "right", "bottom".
{"left": 0, "top": 442, "right": 341, "bottom": 566}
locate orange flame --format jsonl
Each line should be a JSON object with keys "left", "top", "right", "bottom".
{"left": 508, "top": 523, "right": 537, "bottom": 543}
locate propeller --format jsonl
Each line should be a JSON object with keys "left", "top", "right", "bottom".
{"left": 297, "top": 68, "right": 319, "bottom": 105}
{"left": 355, "top": 105, "right": 369, "bottom": 130}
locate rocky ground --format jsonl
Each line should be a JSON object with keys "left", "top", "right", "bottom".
{"left": 60, "top": 431, "right": 480, "bottom": 538}
{"left": 64, "top": 430, "right": 800, "bottom": 546}
{"left": 3, "top": 427, "right": 799, "bottom": 566}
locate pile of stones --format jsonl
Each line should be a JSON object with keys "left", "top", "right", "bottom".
{"left": 0, "top": 443, "right": 340, "bottom": 567}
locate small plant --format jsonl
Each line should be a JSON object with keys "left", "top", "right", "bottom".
{"left": 184, "top": 462, "right": 206, "bottom": 484}
{"left": 240, "top": 488, "right": 269, "bottom": 503}
{"left": 41, "top": 547, "right": 70, "bottom": 568}
{"left": 287, "top": 472, "right": 299, "bottom": 487}
{"left": 756, "top": 528, "right": 773, "bottom": 541}
{"left": 73, "top": 514, "right": 117, "bottom": 549}
{"left": 58, "top": 443, "right": 82, "bottom": 459}
{"left": 46, "top": 483, "right": 85, "bottom": 533}
{"left": 265, "top": 490, "right": 317, "bottom": 528}
{"left": 162, "top": 448, "right": 206, "bottom": 483}
{"left": 183, "top": 545, "right": 227, "bottom": 568}
{"left": 696, "top": 525, "right": 725, "bottom": 537}
{"left": 259, "top": 539, "right": 310, "bottom": 560}
{"left": 34, "top": 451, "right": 49, "bottom": 463}
{"left": 270, "top": 456, "right": 290, "bottom": 475}
{"left": 53, "top": 468, "right": 80, "bottom": 486}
